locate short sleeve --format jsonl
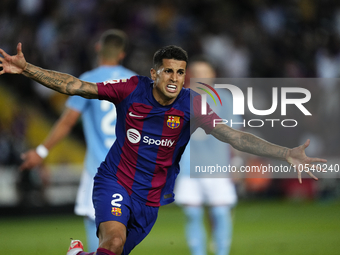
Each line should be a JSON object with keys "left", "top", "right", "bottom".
{"left": 191, "top": 93, "right": 221, "bottom": 134}
{"left": 66, "top": 95, "right": 88, "bottom": 113}
{"left": 97, "top": 75, "right": 139, "bottom": 105}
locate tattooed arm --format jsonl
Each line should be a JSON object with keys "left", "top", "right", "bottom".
{"left": 0, "top": 43, "right": 98, "bottom": 99}
{"left": 23, "top": 63, "right": 98, "bottom": 98}
{"left": 211, "top": 124, "right": 327, "bottom": 183}
{"left": 211, "top": 124, "right": 288, "bottom": 160}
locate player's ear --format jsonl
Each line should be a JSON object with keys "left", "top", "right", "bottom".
{"left": 150, "top": 68, "right": 157, "bottom": 81}
{"left": 95, "top": 42, "right": 101, "bottom": 53}
{"left": 118, "top": 51, "right": 126, "bottom": 61}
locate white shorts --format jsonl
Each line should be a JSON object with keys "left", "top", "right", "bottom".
{"left": 174, "top": 177, "right": 237, "bottom": 206}
{"left": 74, "top": 170, "right": 96, "bottom": 221}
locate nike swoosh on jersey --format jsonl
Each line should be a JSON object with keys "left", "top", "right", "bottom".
{"left": 129, "top": 112, "right": 144, "bottom": 118}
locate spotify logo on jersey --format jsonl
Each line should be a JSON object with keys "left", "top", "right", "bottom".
{"left": 127, "top": 128, "right": 176, "bottom": 147}
{"left": 127, "top": 128, "right": 141, "bottom": 144}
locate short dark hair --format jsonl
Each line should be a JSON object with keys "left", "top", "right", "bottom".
{"left": 98, "top": 29, "right": 128, "bottom": 59}
{"left": 153, "top": 45, "right": 188, "bottom": 70}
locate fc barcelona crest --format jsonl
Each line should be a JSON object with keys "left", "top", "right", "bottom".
{"left": 167, "top": 116, "right": 180, "bottom": 129}
{"left": 111, "top": 207, "right": 122, "bottom": 216}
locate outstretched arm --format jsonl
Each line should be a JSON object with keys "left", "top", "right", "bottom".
{"left": 0, "top": 43, "right": 98, "bottom": 99}
{"left": 211, "top": 124, "right": 327, "bottom": 183}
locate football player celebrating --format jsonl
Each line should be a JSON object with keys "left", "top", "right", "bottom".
{"left": 0, "top": 44, "right": 326, "bottom": 255}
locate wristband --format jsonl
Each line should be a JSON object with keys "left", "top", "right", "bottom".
{"left": 36, "top": 145, "right": 49, "bottom": 159}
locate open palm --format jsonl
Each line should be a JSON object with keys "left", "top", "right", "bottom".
{"left": 0, "top": 43, "right": 27, "bottom": 75}
{"left": 286, "top": 139, "right": 327, "bottom": 183}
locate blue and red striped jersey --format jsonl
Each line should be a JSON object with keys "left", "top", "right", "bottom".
{"left": 97, "top": 75, "right": 219, "bottom": 206}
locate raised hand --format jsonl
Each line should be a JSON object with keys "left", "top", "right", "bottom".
{"left": 0, "top": 43, "right": 27, "bottom": 75}
{"left": 286, "top": 139, "right": 327, "bottom": 183}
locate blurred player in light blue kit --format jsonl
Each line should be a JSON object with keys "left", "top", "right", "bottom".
{"left": 19, "top": 29, "right": 136, "bottom": 252}
{"left": 175, "top": 57, "right": 240, "bottom": 255}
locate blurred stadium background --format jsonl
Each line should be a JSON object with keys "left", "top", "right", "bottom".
{"left": 0, "top": 0, "right": 340, "bottom": 254}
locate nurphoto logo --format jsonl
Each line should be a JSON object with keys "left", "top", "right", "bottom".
{"left": 198, "top": 83, "right": 312, "bottom": 128}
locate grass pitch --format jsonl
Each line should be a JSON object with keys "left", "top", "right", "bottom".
{"left": 0, "top": 200, "right": 339, "bottom": 255}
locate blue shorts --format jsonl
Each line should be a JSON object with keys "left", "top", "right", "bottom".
{"left": 93, "top": 171, "right": 159, "bottom": 255}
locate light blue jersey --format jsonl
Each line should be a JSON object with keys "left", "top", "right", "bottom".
{"left": 66, "top": 65, "right": 136, "bottom": 177}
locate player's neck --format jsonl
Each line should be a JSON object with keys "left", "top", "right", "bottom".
{"left": 99, "top": 58, "right": 120, "bottom": 66}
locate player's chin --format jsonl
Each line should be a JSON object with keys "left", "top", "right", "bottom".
{"left": 165, "top": 91, "right": 180, "bottom": 100}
